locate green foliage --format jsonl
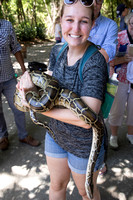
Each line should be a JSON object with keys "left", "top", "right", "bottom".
{"left": 15, "top": 22, "right": 37, "bottom": 41}
{"left": 101, "top": 0, "right": 118, "bottom": 20}
{"left": 7, "top": 14, "right": 16, "bottom": 24}
{"left": 0, "top": 6, "right": 3, "bottom": 18}
{"left": 1, "top": 0, "right": 132, "bottom": 41}
{"left": 15, "top": 21, "right": 46, "bottom": 41}
{"left": 36, "top": 23, "right": 46, "bottom": 40}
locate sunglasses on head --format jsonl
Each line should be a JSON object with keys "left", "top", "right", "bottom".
{"left": 64, "top": 0, "right": 94, "bottom": 7}
{"left": 64, "top": 0, "right": 103, "bottom": 7}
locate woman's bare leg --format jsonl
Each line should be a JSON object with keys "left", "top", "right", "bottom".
{"left": 72, "top": 170, "right": 100, "bottom": 200}
{"left": 46, "top": 156, "right": 71, "bottom": 200}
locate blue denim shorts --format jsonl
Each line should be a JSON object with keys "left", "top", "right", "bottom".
{"left": 45, "top": 132, "right": 105, "bottom": 174}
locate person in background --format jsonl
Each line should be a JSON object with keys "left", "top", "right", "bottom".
{"left": 17, "top": 1, "right": 108, "bottom": 199}
{"left": 116, "top": 3, "right": 129, "bottom": 31}
{"left": 54, "top": 16, "right": 62, "bottom": 43}
{"left": 88, "top": 0, "right": 118, "bottom": 64}
{"left": 88, "top": 0, "right": 118, "bottom": 175}
{"left": 0, "top": 19, "right": 40, "bottom": 150}
{"left": 109, "top": 12, "right": 133, "bottom": 149}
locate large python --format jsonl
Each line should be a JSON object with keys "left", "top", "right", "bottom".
{"left": 14, "top": 70, "right": 104, "bottom": 199}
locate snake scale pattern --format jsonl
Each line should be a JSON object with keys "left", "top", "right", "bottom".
{"left": 14, "top": 70, "right": 104, "bottom": 199}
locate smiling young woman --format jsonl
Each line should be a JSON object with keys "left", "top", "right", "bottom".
{"left": 61, "top": 1, "right": 94, "bottom": 49}
{"left": 17, "top": 1, "right": 108, "bottom": 199}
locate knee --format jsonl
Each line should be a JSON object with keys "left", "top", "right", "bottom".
{"left": 50, "top": 179, "right": 69, "bottom": 192}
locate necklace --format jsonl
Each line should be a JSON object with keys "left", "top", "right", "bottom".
{"left": 67, "top": 42, "right": 90, "bottom": 66}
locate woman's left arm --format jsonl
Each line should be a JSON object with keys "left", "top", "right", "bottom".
{"left": 41, "top": 96, "right": 101, "bottom": 128}
{"left": 41, "top": 107, "right": 91, "bottom": 129}
{"left": 81, "top": 96, "right": 102, "bottom": 114}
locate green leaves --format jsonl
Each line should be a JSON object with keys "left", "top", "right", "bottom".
{"left": 2, "top": 0, "right": 131, "bottom": 41}
{"left": 15, "top": 22, "right": 37, "bottom": 41}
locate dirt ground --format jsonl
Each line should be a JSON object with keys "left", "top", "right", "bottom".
{"left": 0, "top": 41, "right": 133, "bottom": 200}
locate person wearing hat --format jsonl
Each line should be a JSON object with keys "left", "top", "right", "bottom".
{"left": 109, "top": 12, "right": 133, "bottom": 149}
{"left": 117, "top": 3, "right": 129, "bottom": 31}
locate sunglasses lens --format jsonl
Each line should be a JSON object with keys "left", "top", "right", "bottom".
{"left": 64, "top": 0, "right": 94, "bottom": 7}
{"left": 81, "top": 0, "right": 94, "bottom": 7}
{"left": 64, "top": 0, "right": 75, "bottom": 5}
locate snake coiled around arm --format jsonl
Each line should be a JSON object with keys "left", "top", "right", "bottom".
{"left": 14, "top": 70, "right": 104, "bottom": 199}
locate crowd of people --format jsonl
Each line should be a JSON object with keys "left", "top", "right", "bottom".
{"left": 0, "top": 0, "right": 133, "bottom": 199}
{"left": 109, "top": 12, "right": 133, "bottom": 149}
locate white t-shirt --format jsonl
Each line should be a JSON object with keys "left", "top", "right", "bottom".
{"left": 127, "top": 61, "right": 133, "bottom": 83}
{"left": 55, "top": 24, "right": 61, "bottom": 38}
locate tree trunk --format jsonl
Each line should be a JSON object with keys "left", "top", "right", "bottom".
{"left": 111, "top": 0, "right": 114, "bottom": 20}
{"left": 16, "top": 0, "right": 26, "bottom": 23}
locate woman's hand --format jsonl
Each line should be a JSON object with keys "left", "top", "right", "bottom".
{"left": 16, "top": 71, "right": 37, "bottom": 108}
{"left": 123, "top": 53, "right": 133, "bottom": 63}
{"left": 16, "top": 71, "right": 35, "bottom": 92}
{"left": 110, "top": 54, "right": 133, "bottom": 67}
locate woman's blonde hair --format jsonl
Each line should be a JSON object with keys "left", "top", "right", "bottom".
{"left": 124, "top": 12, "right": 133, "bottom": 24}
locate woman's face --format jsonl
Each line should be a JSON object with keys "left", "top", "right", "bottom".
{"left": 128, "top": 16, "right": 133, "bottom": 38}
{"left": 61, "top": 1, "right": 92, "bottom": 47}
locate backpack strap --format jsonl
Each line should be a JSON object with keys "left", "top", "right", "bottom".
{"left": 78, "top": 44, "right": 98, "bottom": 83}
{"left": 56, "top": 42, "right": 68, "bottom": 61}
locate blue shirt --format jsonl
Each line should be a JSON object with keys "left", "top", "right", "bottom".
{"left": 88, "top": 14, "right": 118, "bottom": 62}
{"left": 0, "top": 19, "right": 21, "bottom": 83}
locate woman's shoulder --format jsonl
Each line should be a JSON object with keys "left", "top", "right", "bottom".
{"left": 51, "top": 42, "right": 68, "bottom": 59}
{"left": 52, "top": 42, "right": 66, "bottom": 52}
{"left": 83, "top": 50, "right": 107, "bottom": 80}
{"left": 84, "top": 42, "right": 106, "bottom": 64}
{"left": 83, "top": 50, "right": 107, "bottom": 77}
{"left": 90, "top": 50, "right": 106, "bottom": 66}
